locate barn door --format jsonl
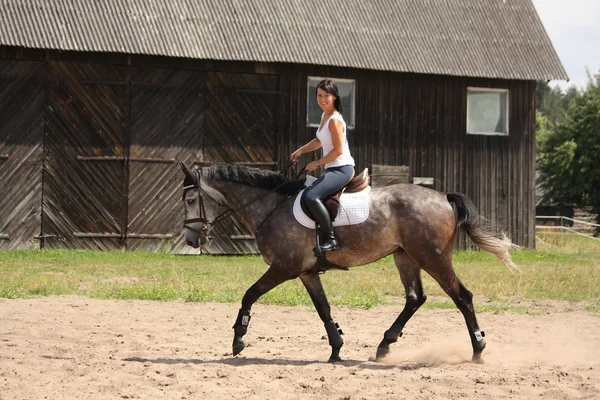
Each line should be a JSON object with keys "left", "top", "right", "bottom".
{"left": 128, "top": 68, "right": 205, "bottom": 253}
{"left": 0, "top": 60, "right": 46, "bottom": 249}
{"left": 42, "top": 62, "right": 128, "bottom": 250}
{"left": 202, "top": 72, "right": 279, "bottom": 254}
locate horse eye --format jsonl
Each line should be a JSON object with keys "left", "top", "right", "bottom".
{"left": 186, "top": 199, "right": 194, "bottom": 205}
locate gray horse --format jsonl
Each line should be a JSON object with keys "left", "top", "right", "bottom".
{"left": 180, "top": 163, "right": 519, "bottom": 363}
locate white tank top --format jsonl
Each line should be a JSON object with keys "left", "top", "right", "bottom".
{"left": 316, "top": 113, "right": 355, "bottom": 168}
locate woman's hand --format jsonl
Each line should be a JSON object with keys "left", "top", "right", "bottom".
{"left": 290, "top": 149, "right": 303, "bottom": 163}
{"left": 305, "top": 160, "right": 320, "bottom": 172}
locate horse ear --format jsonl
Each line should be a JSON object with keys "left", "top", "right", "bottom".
{"left": 179, "top": 161, "right": 195, "bottom": 181}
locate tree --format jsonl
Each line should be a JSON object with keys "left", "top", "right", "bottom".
{"left": 561, "top": 86, "right": 580, "bottom": 111}
{"left": 537, "top": 73, "right": 600, "bottom": 230}
{"left": 537, "top": 80, "right": 569, "bottom": 125}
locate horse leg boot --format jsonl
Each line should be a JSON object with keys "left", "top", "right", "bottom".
{"left": 232, "top": 308, "right": 251, "bottom": 356}
{"left": 324, "top": 320, "right": 344, "bottom": 362}
{"left": 299, "top": 273, "right": 344, "bottom": 362}
{"left": 306, "top": 198, "right": 340, "bottom": 252}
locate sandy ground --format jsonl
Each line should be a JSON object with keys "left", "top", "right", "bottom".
{"left": 1, "top": 296, "right": 599, "bottom": 400}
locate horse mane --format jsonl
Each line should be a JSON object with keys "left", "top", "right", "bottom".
{"left": 204, "top": 164, "right": 305, "bottom": 196}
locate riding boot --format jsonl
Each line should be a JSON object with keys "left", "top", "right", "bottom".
{"left": 307, "top": 198, "right": 341, "bottom": 252}
{"left": 320, "top": 231, "right": 341, "bottom": 252}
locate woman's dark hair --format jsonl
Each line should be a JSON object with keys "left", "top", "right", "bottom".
{"left": 316, "top": 79, "right": 343, "bottom": 114}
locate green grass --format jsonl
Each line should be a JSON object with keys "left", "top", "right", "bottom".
{"left": 0, "top": 244, "right": 599, "bottom": 313}
{"left": 535, "top": 232, "right": 600, "bottom": 252}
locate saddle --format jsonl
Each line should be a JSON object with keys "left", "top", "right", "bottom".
{"left": 300, "top": 168, "right": 370, "bottom": 221}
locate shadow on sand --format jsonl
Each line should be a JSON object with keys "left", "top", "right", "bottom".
{"left": 122, "top": 355, "right": 468, "bottom": 371}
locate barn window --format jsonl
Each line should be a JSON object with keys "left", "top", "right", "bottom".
{"left": 467, "top": 87, "right": 509, "bottom": 135}
{"left": 307, "top": 77, "right": 355, "bottom": 129}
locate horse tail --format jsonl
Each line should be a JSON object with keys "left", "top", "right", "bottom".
{"left": 446, "top": 193, "right": 521, "bottom": 274}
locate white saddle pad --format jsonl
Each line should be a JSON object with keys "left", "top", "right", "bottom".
{"left": 293, "top": 186, "right": 371, "bottom": 229}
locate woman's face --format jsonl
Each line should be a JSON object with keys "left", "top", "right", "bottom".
{"left": 316, "top": 88, "right": 336, "bottom": 113}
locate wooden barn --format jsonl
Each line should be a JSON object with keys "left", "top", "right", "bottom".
{"left": 0, "top": 0, "right": 567, "bottom": 254}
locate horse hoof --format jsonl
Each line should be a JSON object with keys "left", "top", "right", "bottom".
{"left": 328, "top": 355, "right": 342, "bottom": 363}
{"left": 375, "top": 347, "right": 390, "bottom": 361}
{"left": 232, "top": 338, "right": 246, "bottom": 356}
{"left": 472, "top": 354, "right": 485, "bottom": 364}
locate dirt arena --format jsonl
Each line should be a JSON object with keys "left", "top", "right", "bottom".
{"left": 1, "top": 296, "right": 599, "bottom": 400}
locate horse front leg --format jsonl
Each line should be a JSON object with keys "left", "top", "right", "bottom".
{"left": 299, "top": 272, "right": 344, "bottom": 362}
{"left": 232, "top": 265, "right": 294, "bottom": 356}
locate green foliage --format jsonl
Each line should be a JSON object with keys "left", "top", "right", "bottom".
{"left": 537, "top": 72, "right": 600, "bottom": 227}
{"left": 535, "top": 110, "right": 551, "bottom": 148}
{"left": 537, "top": 81, "right": 567, "bottom": 125}
{"left": 536, "top": 80, "right": 581, "bottom": 126}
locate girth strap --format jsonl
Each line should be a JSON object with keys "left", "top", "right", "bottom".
{"left": 303, "top": 256, "right": 349, "bottom": 274}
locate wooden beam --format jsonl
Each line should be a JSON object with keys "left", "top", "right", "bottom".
{"left": 76, "top": 156, "right": 175, "bottom": 163}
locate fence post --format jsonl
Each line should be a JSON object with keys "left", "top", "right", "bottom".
{"left": 561, "top": 216, "right": 564, "bottom": 247}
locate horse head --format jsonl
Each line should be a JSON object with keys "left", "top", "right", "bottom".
{"left": 179, "top": 162, "right": 229, "bottom": 249}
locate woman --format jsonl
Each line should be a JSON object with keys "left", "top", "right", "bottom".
{"left": 290, "top": 79, "right": 355, "bottom": 252}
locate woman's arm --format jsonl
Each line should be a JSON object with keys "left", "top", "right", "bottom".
{"left": 290, "top": 138, "right": 322, "bottom": 162}
{"left": 305, "top": 119, "right": 344, "bottom": 171}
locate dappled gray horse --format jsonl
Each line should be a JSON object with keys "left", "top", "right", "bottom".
{"left": 180, "top": 163, "right": 519, "bottom": 363}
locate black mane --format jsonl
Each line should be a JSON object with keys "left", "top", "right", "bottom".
{"left": 204, "top": 164, "right": 305, "bottom": 195}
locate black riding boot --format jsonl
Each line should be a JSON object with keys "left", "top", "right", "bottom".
{"left": 307, "top": 198, "right": 341, "bottom": 252}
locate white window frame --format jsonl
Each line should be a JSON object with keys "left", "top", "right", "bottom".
{"left": 307, "top": 77, "right": 355, "bottom": 129}
{"left": 466, "top": 87, "right": 509, "bottom": 136}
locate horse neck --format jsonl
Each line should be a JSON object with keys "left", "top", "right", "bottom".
{"left": 209, "top": 180, "right": 282, "bottom": 232}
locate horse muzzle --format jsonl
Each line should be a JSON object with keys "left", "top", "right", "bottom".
{"left": 184, "top": 223, "right": 211, "bottom": 248}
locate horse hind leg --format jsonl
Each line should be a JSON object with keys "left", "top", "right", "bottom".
{"left": 428, "top": 267, "right": 486, "bottom": 363}
{"left": 376, "top": 250, "right": 427, "bottom": 361}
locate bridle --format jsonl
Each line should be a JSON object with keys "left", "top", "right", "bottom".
{"left": 182, "top": 170, "right": 231, "bottom": 240}
{"left": 182, "top": 163, "right": 304, "bottom": 240}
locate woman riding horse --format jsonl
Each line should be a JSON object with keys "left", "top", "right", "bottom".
{"left": 290, "top": 79, "right": 355, "bottom": 253}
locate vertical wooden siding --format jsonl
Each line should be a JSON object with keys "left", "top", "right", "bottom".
{"left": 0, "top": 49, "right": 536, "bottom": 250}
{"left": 43, "top": 62, "right": 128, "bottom": 250}
{"left": 0, "top": 60, "right": 45, "bottom": 249}
{"left": 201, "top": 72, "right": 279, "bottom": 254}
{"left": 128, "top": 67, "right": 205, "bottom": 253}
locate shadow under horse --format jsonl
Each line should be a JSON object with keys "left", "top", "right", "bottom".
{"left": 180, "top": 163, "right": 519, "bottom": 363}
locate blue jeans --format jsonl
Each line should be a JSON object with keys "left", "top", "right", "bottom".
{"left": 304, "top": 165, "right": 354, "bottom": 233}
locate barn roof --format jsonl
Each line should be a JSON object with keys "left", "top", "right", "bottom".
{"left": 0, "top": 0, "right": 568, "bottom": 81}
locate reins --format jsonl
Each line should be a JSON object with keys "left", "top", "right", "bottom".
{"left": 254, "top": 162, "right": 308, "bottom": 233}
